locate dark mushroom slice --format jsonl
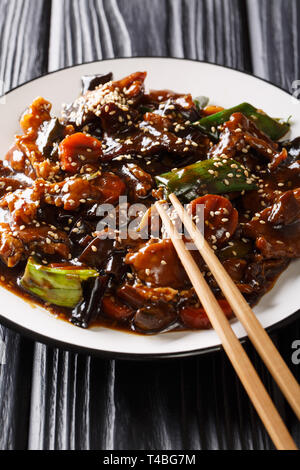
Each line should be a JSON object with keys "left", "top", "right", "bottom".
{"left": 81, "top": 72, "right": 113, "bottom": 95}
{"left": 133, "top": 304, "right": 177, "bottom": 333}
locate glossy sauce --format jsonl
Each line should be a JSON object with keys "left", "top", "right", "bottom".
{"left": 0, "top": 72, "right": 299, "bottom": 334}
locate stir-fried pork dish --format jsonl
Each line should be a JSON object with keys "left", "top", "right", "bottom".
{"left": 0, "top": 71, "right": 299, "bottom": 334}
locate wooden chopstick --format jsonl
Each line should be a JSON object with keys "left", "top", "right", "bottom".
{"left": 155, "top": 200, "right": 297, "bottom": 451}
{"left": 169, "top": 193, "right": 300, "bottom": 422}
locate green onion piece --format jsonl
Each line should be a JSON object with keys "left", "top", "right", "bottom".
{"left": 193, "top": 102, "right": 290, "bottom": 141}
{"left": 155, "top": 158, "right": 257, "bottom": 203}
{"left": 21, "top": 257, "right": 99, "bottom": 308}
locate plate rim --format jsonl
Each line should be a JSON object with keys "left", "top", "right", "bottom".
{"left": 0, "top": 309, "right": 299, "bottom": 360}
{"left": 2, "top": 55, "right": 293, "bottom": 106}
{"left": 1, "top": 56, "right": 299, "bottom": 359}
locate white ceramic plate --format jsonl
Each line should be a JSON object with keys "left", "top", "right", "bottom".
{"left": 0, "top": 58, "right": 299, "bottom": 358}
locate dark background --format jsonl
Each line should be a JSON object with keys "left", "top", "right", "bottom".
{"left": 0, "top": 0, "right": 299, "bottom": 450}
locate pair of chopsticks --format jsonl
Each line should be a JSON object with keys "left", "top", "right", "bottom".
{"left": 155, "top": 194, "right": 300, "bottom": 451}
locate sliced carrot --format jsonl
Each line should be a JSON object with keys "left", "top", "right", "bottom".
{"left": 180, "top": 300, "right": 233, "bottom": 329}
{"left": 20, "top": 97, "right": 52, "bottom": 133}
{"left": 102, "top": 296, "right": 133, "bottom": 321}
{"left": 97, "top": 172, "right": 126, "bottom": 205}
{"left": 202, "top": 105, "right": 224, "bottom": 116}
{"left": 58, "top": 132, "right": 102, "bottom": 173}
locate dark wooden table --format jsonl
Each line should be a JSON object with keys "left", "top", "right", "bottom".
{"left": 0, "top": 0, "right": 299, "bottom": 450}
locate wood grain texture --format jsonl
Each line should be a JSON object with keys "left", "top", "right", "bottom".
{"left": 0, "top": 0, "right": 299, "bottom": 450}
{"left": 118, "top": 0, "right": 252, "bottom": 70}
{"left": 247, "top": 0, "right": 300, "bottom": 90}
{"left": 0, "top": 0, "right": 50, "bottom": 450}
{"left": 0, "top": 0, "right": 51, "bottom": 89}
{"left": 48, "top": 0, "right": 132, "bottom": 71}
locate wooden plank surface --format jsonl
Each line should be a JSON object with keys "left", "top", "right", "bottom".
{"left": 0, "top": 0, "right": 51, "bottom": 451}
{"left": 247, "top": 0, "right": 300, "bottom": 90}
{"left": 0, "top": 0, "right": 299, "bottom": 450}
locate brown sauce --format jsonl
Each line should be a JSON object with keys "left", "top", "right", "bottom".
{"left": 0, "top": 71, "right": 299, "bottom": 335}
